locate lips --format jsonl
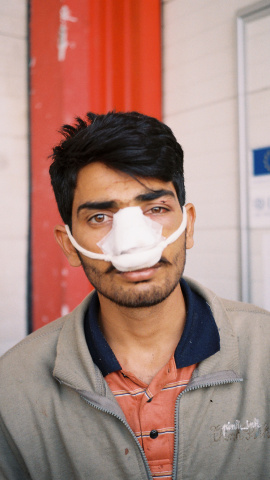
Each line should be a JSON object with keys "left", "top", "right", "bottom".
{"left": 118, "top": 265, "right": 160, "bottom": 282}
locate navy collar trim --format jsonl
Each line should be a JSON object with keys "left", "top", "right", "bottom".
{"left": 84, "top": 295, "right": 121, "bottom": 376}
{"left": 175, "top": 279, "right": 220, "bottom": 367}
{"left": 84, "top": 279, "right": 220, "bottom": 376}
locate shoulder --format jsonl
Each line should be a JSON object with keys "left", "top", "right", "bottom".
{"left": 0, "top": 293, "right": 95, "bottom": 438}
{"left": 184, "top": 276, "right": 270, "bottom": 329}
{"left": 0, "top": 317, "right": 64, "bottom": 386}
{"left": 184, "top": 277, "right": 270, "bottom": 374}
{"left": 220, "top": 296, "right": 270, "bottom": 322}
{"left": 0, "top": 317, "right": 66, "bottom": 427}
{"left": 0, "top": 293, "right": 92, "bottom": 383}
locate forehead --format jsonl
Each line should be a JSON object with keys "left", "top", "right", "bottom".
{"left": 73, "top": 162, "right": 177, "bottom": 205}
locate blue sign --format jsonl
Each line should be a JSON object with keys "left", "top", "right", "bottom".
{"left": 253, "top": 147, "right": 270, "bottom": 176}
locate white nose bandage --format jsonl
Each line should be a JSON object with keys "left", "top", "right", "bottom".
{"left": 65, "top": 206, "right": 187, "bottom": 272}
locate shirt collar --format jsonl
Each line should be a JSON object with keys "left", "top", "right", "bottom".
{"left": 84, "top": 278, "right": 220, "bottom": 376}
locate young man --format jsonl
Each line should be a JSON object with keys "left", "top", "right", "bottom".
{"left": 0, "top": 112, "right": 269, "bottom": 480}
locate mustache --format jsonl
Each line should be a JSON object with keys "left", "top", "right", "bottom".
{"left": 105, "top": 256, "right": 171, "bottom": 274}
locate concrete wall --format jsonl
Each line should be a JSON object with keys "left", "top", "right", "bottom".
{"left": 162, "top": 0, "right": 268, "bottom": 301}
{"left": 0, "top": 1, "right": 28, "bottom": 355}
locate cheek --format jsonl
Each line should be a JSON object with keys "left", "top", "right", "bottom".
{"left": 162, "top": 235, "right": 185, "bottom": 261}
{"left": 173, "top": 231, "right": 186, "bottom": 249}
{"left": 73, "top": 227, "right": 109, "bottom": 253}
{"left": 161, "top": 214, "right": 183, "bottom": 237}
{"left": 80, "top": 256, "right": 112, "bottom": 276}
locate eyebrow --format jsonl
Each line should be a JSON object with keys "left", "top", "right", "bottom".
{"left": 77, "top": 189, "right": 176, "bottom": 216}
{"left": 135, "top": 189, "right": 176, "bottom": 202}
{"left": 77, "top": 200, "right": 118, "bottom": 216}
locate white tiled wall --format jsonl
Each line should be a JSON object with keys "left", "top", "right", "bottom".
{"left": 162, "top": 0, "right": 265, "bottom": 301}
{"left": 0, "top": 1, "right": 28, "bottom": 355}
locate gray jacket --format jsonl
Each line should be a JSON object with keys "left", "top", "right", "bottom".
{"left": 0, "top": 278, "right": 269, "bottom": 479}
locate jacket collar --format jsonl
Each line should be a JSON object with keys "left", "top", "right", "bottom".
{"left": 53, "top": 293, "right": 102, "bottom": 393}
{"left": 53, "top": 278, "right": 241, "bottom": 394}
{"left": 185, "top": 278, "right": 241, "bottom": 380}
{"left": 84, "top": 278, "right": 220, "bottom": 376}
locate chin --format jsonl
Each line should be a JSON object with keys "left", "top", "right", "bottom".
{"left": 97, "top": 279, "right": 180, "bottom": 308}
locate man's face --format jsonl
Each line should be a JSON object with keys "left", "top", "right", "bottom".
{"left": 57, "top": 162, "right": 195, "bottom": 308}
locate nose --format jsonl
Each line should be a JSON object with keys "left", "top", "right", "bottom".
{"left": 112, "top": 207, "right": 162, "bottom": 255}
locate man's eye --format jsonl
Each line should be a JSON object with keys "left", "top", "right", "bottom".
{"left": 149, "top": 206, "right": 168, "bottom": 214}
{"left": 89, "top": 214, "right": 109, "bottom": 224}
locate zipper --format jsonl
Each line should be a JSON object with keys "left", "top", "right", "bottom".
{"left": 171, "top": 378, "right": 243, "bottom": 480}
{"left": 80, "top": 394, "right": 153, "bottom": 480}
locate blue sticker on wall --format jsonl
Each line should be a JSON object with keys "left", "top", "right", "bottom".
{"left": 253, "top": 147, "right": 270, "bottom": 176}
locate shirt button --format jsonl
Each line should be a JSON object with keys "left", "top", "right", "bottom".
{"left": 150, "top": 429, "right": 158, "bottom": 439}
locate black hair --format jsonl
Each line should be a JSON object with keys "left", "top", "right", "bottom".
{"left": 49, "top": 111, "right": 185, "bottom": 227}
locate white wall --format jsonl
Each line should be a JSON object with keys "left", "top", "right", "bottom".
{"left": 162, "top": 0, "right": 265, "bottom": 301}
{"left": 245, "top": 12, "right": 270, "bottom": 309}
{"left": 0, "top": 1, "right": 28, "bottom": 355}
{"left": 1, "top": 0, "right": 268, "bottom": 356}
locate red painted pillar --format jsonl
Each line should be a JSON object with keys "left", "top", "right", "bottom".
{"left": 29, "top": 0, "right": 161, "bottom": 330}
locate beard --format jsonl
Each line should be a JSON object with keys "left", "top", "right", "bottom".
{"left": 78, "top": 248, "right": 186, "bottom": 309}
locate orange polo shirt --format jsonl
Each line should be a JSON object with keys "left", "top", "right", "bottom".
{"left": 105, "top": 359, "right": 196, "bottom": 479}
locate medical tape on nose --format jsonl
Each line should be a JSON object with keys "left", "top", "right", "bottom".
{"left": 65, "top": 206, "right": 187, "bottom": 271}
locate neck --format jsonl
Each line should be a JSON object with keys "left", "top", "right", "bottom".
{"left": 97, "top": 284, "right": 186, "bottom": 384}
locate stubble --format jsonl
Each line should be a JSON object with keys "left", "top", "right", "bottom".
{"left": 78, "top": 248, "right": 186, "bottom": 308}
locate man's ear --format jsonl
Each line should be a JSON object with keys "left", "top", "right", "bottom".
{"left": 185, "top": 203, "right": 196, "bottom": 250}
{"left": 54, "top": 225, "right": 82, "bottom": 267}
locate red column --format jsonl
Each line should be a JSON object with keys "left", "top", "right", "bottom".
{"left": 29, "top": 0, "right": 161, "bottom": 330}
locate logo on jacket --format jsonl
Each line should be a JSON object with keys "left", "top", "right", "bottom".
{"left": 210, "top": 418, "right": 270, "bottom": 442}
